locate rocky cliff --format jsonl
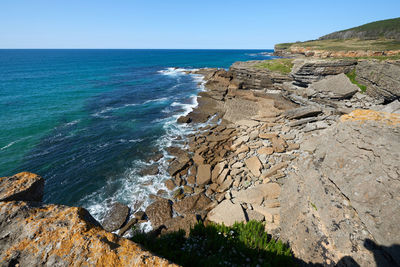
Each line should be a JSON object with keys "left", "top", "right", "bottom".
{"left": 280, "top": 110, "right": 400, "bottom": 266}
{"left": 0, "top": 172, "right": 176, "bottom": 267}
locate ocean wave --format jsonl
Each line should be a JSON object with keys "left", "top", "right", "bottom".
{"left": 246, "top": 51, "right": 274, "bottom": 57}
{"left": 143, "top": 97, "right": 170, "bottom": 105}
{"left": 91, "top": 103, "right": 139, "bottom": 118}
{"left": 0, "top": 140, "right": 18, "bottom": 151}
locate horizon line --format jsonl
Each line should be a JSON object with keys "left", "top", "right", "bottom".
{"left": 0, "top": 48, "right": 274, "bottom": 50}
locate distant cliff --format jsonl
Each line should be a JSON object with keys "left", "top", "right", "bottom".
{"left": 320, "top": 17, "right": 400, "bottom": 41}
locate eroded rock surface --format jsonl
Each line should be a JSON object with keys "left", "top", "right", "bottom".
{"left": 280, "top": 110, "right": 400, "bottom": 266}
{"left": 0, "top": 172, "right": 175, "bottom": 267}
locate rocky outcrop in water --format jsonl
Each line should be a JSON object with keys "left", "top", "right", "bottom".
{"left": 0, "top": 172, "right": 175, "bottom": 267}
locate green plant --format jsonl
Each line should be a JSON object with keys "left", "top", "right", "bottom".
{"left": 310, "top": 202, "right": 318, "bottom": 211}
{"left": 255, "top": 59, "right": 294, "bottom": 75}
{"left": 346, "top": 69, "right": 367, "bottom": 92}
{"left": 131, "top": 220, "right": 293, "bottom": 267}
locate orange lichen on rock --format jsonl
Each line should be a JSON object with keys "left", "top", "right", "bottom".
{"left": 340, "top": 109, "right": 400, "bottom": 126}
{"left": 0, "top": 201, "right": 177, "bottom": 266}
{"left": 0, "top": 172, "right": 44, "bottom": 202}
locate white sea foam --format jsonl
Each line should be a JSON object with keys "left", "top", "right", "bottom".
{"left": 158, "top": 67, "right": 187, "bottom": 76}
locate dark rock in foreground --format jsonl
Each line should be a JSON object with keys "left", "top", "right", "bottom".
{"left": 102, "top": 202, "right": 130, "bottom": 232}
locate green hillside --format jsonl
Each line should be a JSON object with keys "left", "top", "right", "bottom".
{"left": 320, "top": 17, "right": 400, "bottom": 40}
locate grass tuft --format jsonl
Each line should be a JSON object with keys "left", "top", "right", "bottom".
{"left": 131, "top": 220, "right": 293, "bottom": 267}
{"left": 255, "top": 59, "right": 294, "bottom": 75}
{"left": 346, "top": 69, "right": 367, "bottom": 92}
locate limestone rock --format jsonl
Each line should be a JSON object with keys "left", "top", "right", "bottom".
{"left": 257, "top": 147, "right": 274, "bottom": 155}
{"left": 163, "top": 214, "right": 198, "bottom": 237}
{"left": 291, "top": 59, "right": 357, "bottom": 86}
{"left": 196, "top": 164, "right": 211, "bottom": 186}
{"left": 207, "top": 200, "right": 246, "bottom": 226}
{"left": 244, "top": 156, "right": 262, "bottom": 177}
{"left": 145, "top": 199, "right": 172, "bottom": 228}
{"left": 309, "top": 73, "right": 359, "bottom": 99}
{"left": 0, "top": 172, "right": 44, "bottom": 202}
{"left": 280, "top": 109, "right": 400, "bottom": 266}
{"left": 139, "top": 164, "right": 159, "bottom": 176}
{"left": 356, "top": 60, "right": 400, "bottom": 102}
{"left": 245, "top": 209, "right": 265, "bottom": 222}
{"left": 284, "top": 106, "right": 322, "bottom": 120}
{"left": 173, "top": 193, "right": 212, "bottom": 215}
{"left": 102, "top": 202, "right": 130, "bottom": 232}
{"left": 234, "top": 183, "right": 281, "bottom": 205}
{"left": 271, "top": 137, "right": 286, "bottom": 153}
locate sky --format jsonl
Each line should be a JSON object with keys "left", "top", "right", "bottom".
{"left": 1, "top": 0, "right": 399, "bottom": 49}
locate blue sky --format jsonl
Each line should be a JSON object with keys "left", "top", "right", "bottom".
{"left": 1, "top": 0, "right": 399, "bottom": 49}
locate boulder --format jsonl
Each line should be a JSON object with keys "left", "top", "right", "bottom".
{"left": 244, "top": 156, "right": 262, "bottom": 177}
{"left": 271, "top": 137, "right": 286, "bottom": 153}
{"left": 167, "top": 159, "right": 189, "bottom": 176}
{"left": 196, "top": 164, "right": 211, "bottom": 186}
{"left": 164, "top": 179, "right": 176, "bottom": 190}
{"left": 102, "top": 202, "right": 130, "bottom": 232}
{"left": 163, "top": 214, "right": 199, "bottom": 237}
{"left": 309, "top": 73, "right": 359, "bottom": 99}
{"left": 280, "top": 109, "right": 400, "bottom": 266}
{"left": 284, "top": 106, "right": 322, "bottom": 120}
{"left": 207, "top": 200, "right": 246, "bottom": 226}
{"left": 139, "top": 164, "right": 159, "bottom": 176}
{"left": 173, "top": 193, "right": 212, "bottom": 215}
{"left": 118, "top": 218, "right": 138, "bottom": 236}
{"left": 0, "top": 172, "right": 44, "bottom": 202}
{"left": 145, "top": 198, "right": 172, "bottom": 228}
{"left": 257, "top": 147, "right": 274, "bottom": 155}
{"left": 245, "top": 209, "right": 265, "bottom": 222}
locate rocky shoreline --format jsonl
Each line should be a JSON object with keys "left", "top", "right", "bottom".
{"left": 1, "top": 55, "right": 400, "bottom": 266}
{"left": 140, "top": 57, "right": 400, "bottom": 265}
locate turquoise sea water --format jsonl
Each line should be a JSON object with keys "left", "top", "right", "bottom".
{"left": 0, "top": 49, "right": 274, "bottom": 220}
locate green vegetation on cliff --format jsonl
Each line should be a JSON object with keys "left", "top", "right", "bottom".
{"left": 275, "top": 17, "right": 400, "bottom": 53}
{"left": 275, "top": 38, "right": 400, "bottom": 52}
{"left": 320, "top": 17, "right": 400, "bottom": 40}
{"left": 131, "top": 220, "right": 293, "bottom": 267}
{"left": 346, "top": 69, "right": 367, "bottom": 92}
{"left": 255, "top": 59, "right": 293, "bottom": 74}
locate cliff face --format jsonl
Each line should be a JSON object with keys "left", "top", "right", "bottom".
{"left": 0, "top": 172, "right": 176, "bottom": 267}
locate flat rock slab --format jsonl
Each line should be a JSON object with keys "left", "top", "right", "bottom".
{"left": 102, "top": 202, "right": 130, "bottom": 232}
{"left": 207, "top": 200, "right": 246, "bottom": 226}
{"left": 234, "top": 183, "right": 281, "bottom": 205}
{"left": 0, "top": 172, "right": 44, "bottom": 202}
{"left": 284, "top": 106, "right": 322, "bottom": 120}
{"left": 145, "top": 198, "right": 172, "bottom": 228}
{"left": 309, "top": 73, "right": 359, "bottom": 99}
{"left": 245, "top": 156, "right": 262, "bottom": 177}
{"left": 235, "top": 119, "right": 260, "bottom": 128}
{"left": 196, "top": 164, "right": 211, "bottom": 186}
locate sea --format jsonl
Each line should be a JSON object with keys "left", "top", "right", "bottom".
{"left": 0, "top": 49, "right": 275, "bottom": 222}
